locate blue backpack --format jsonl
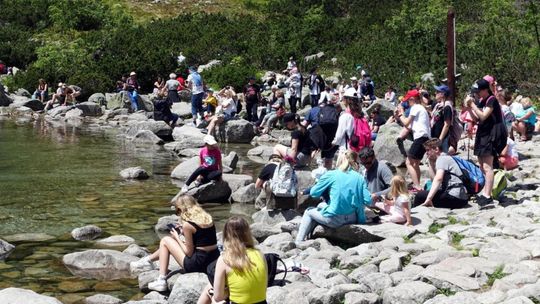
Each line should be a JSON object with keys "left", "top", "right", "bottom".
{"left": 451, "top": 156, "right": 485, "bottom": 195}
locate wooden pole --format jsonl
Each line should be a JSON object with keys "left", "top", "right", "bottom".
{"left": 447, "top": 8, "right": 456, "bottom": 102}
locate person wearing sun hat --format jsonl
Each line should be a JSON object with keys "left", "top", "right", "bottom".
{"left": 125, "top": 71, "right": 140, "bottom": 112}
{"left": 181, "top": 135, "right": 223, "bottom": 193}
{"left": 395, "top": 89, "right": 431, "bottom": 192}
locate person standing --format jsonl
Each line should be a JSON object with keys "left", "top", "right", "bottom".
{"left": 431, "top": 85, "right": 453, "bottom": 153}
{"left": 187, "top": 67, "right": 205, "bottom": 125}
{"left": 126, "top": 71, "right": 141, "bottom": 112}
{"left": 395, "top": 89, "right": 431, "bottom": 192}
{"left": 243, "top": 76, "right": 261, "bottom": 122}
{"left": 331, "top": 88, "right": 356, "bottom": 152}
{"left": 165, "top": 73, "right": 180, "bottom": 104}
{"left": 285, "top": 67, "right": 302, "bottom": 113}
{"left": 308, "top": 67, "right": 324, "bottom": 108}
{"left": 465, "top": 78, "right": 507, "bottom": 208}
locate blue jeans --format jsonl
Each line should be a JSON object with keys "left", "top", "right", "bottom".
{"left": 295, "top": 202, "right": 357, "bottom": 243}
{"left": 128, "top": 90, "right": 139, "bottom": 111}
{"left": 191, "top": 92, "right": 204, "bottom": 120}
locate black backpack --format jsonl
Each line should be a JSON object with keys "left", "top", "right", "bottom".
{"left": 318, "top": 104, "right": 338, "bottom": 126}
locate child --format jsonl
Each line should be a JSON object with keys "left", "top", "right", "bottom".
{"left": 498, "top": 137, "right": 519, "bottom": 170}
{"left": 373, "top": 175, "right": 412, "bottom": 225}
{"left": 181, "top": 135, "right": 222, "bottom": 193}
{"left": 512, "top": 97, "right": 536, "bottom": 141}
{"left": 202, "top": 88, "right": 218, "bottom": 116}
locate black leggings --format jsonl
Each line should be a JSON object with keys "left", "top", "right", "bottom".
{"left": 413, "top": 190, "right": 468, "bottom": 209}
{"left": 289, "top": 96, "right": 300, "bottom": 113}
{"left": 186, "top": 167, "right": 222, "bottom": 186}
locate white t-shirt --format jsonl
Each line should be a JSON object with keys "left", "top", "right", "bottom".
{"left": 510, "top": 102, "right": 524, "bottom": 116}
{"left": 507, "top": 137, "right": 518, "bottom": 158}
{"left": 409, "top": 104, "right": 431, "bottom": 139}
{"left": 332, "top": 111, "right": 354, "bottom": 151}
{"left": 392, "top": 194, "right": 410, "bottom": 218}
{"left": 187, "top": 73, "right": 204, "bottom": 95}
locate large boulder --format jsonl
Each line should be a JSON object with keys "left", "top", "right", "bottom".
{"left": 88, "top": 93, "right": 107, "bottom": 106}
{"left": 0, "top": 83, "right": 13, "bottom": 106}
{"left": 172, "top": 125, "right": 206, "bottom": 142}
{"left": 76, "top": 101, "right": 102, "bottom": 116}
{"left": 223, "top": 174, "right": 253, "bottom": 193}
{"left": 171, "top": 102, "right": 192, "bottom": 117}
{"left": 106, "top": 92, "right": 130, "bottom": 110}
{"left": 125, "top": 120, "right": 172, "bottom": 138}
{"left": 96, "top": 235, "right": 136, "bottom": 247}
{"left": 223, "top": 151, "right": 239, "bottom": 171}
{"left": 0, "top": 239, "right": 15, "bottom": 260}
{"left": 382, "top": 281, "right": 438, "bottom": 304}
{"left": 223, "top": 119, "right": 255, "bottom": 143}
{"left": 47, "top": 105, "right": 71, "bottom": 118}
{"left": 167, "top": 273, "right": 209, "bottom": 304}
{"left": 132, "top": 130, "right": 164, "bottom": 145}
{"left": 154, "top": 215, "right": 180, "bottom": 233}
{"left": 373, "top": 123, "right": 412, "bottom": 167}
{"left": 170, "top": 157, "right": 199, "bottom": 180}
{"left": 139, "top": 95, "right": 154, "bottom": 112}
{"left": 15, "top": 88, "right": 31, "bottom": 97}
{"left": 313, "top": 222, "right": 417, "bottom": 247}
{"left": 71, "top": 225, "right": 103, "bottom": 241}
{"left": 366, "top": 98, "right": 396, "bottom": 121}
{"left": 63, "top": 249, "right": 138, "bottom": 280}
{"left": 23, "top": 99, "right": 45, "bottom": 111}
{"left": 252, "top": 209, "right": 300, "bottom": 226}
{"left": 247, "top": 145, "right": 275, "bottom": 163}
{"left": 187, "top": 180, "right": 232, "bottom": 203}
{"left": 65, "top": 108, "right": 83, "bottom": 119}
{"left": 231, "top": 183, "right": 260, "bottom": 203}
{"left": 120, "top": 167, "right": 150, "bottom": 180}
{"left": 0, "top": 287, "right": 62, "bottom": 304}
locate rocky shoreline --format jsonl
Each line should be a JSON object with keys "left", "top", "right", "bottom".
{"left": 1, "top": 87, "right": 540, "bottom": 303}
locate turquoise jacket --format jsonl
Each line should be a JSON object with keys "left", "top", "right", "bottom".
{"left": 310, "top": 168, "right": 372, "bottom": 224}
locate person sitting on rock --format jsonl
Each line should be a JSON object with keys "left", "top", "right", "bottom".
{"left": 154, "top": 91, "right": 179, "bottom": 127}
{"left": 512, "top": 97, "right": 536, "bottom": 141}
{"left": 372, "top": 175, "right": 412, "bottom": 225}
{"left": 198, "top": 216, "right": 267, "bottom": 304}
{"left": 33, "top": 79, "right": 48, "bottom": 103}
{"left": 259, "top": 90, "right": 286, "bottom": 134}
{"left": 202, "top": 88, "right": 218, "bottom": 116}
{"left": 203, "top": 87, "right": 237, "bottom": 137}
{"left": 130, "top": 195, "right": 219, "bottom": 292}
{"left": 273, "top": 113, "right": 315, "bottom": 168}
{"left": 358, "top": 147, "right": 393, "bottom": 203}
{"left": 68, "top": 85, "right": 82, "bottom": 103}
{"left": 44, "top": 82, "right": 66, "bottom": 111}
{"left": 498, "top": 136, "right": 519, "bottom": 170}
{"left": 413, "top": 138, "right": 468, "bottom": 209}
{"left": 295, "top": 150, "right": 371, "bottom": 244}
{"left": 181, "top": 135, "right": 222, "bottom": 194}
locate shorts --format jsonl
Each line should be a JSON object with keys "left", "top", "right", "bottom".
{"left": 183, "top": 249, "right": 220, "bottom": 273}
{"left": 321, "top": 145, "right": 338, "bottom": 160}
{"left": 407, "top": 136, "right": 429, "bottom": 160}
{"left": 287, "top": 148, "right": 310, "bottom": 167}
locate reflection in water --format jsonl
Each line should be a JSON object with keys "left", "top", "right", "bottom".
{"left": 0, "top": 118, "right": 262, "bottom": 301}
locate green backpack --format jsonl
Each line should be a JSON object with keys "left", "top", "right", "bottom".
{"left": 492, "top": 169, "right": 508, "bottom": 200}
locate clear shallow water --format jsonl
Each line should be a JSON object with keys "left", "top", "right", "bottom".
{"left": 0, "top": 117, "right": 260, "bottom": 303}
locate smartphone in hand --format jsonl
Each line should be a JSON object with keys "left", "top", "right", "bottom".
{"left": 166, "top": 224, "right": 181, "bottom": 234}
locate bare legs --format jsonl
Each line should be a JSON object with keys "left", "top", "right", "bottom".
{"left": 478, "top": 155, "right": 494, "bottom": 198}
{"left": 406, "top": 157, "right": 422, "bottom": 189}
{"left": 146, "top": 236, "right": 187, "bottom": 276}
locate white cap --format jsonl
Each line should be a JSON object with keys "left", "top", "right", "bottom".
{"left": 130, "top": 71, "right": 136, "bottom": 76}
{"left": 203, "top": 135, "right": 217, "bottom": 145}
{"left": 361, "top": 70, "right": 367, "bottom": 76}
{"left": 343, "top": 88, "right": 358, "bottom": 99}
{"left": 350, "top": 76, "right": 358, "bottom": 81}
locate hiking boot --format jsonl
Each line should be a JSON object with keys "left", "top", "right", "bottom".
{"left": 130, "top": 257, "right": 155, "bottom": 272}
{"left": 476, "top": 195, "right": 494, "bottom": 210}
{"left": 148, "top": 278, "right": 168, "bottom": 292}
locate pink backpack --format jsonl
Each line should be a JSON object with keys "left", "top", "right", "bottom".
{"left": 348, "top": 117, "right": 372, "bottom": 152}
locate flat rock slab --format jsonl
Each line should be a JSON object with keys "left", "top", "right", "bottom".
{"left": 63, "top": 249, "right": 138, "bottom": 280}
{"left": 0, "top": 287, "right": 63, "bottom": 304}
{"left": 382, "top": 281, "right": 437, "bottom": 304}
{"left": 84, "top": 294, "right": 123, "bottom": 304}
{"left": 96, "top": 235, "right": 136, "bottom": 247}
{"left": 4, "top": 233, "right": 55, "bottom": 243}
{"left": 71, "top": 225, "right": 103, "bottom": 241}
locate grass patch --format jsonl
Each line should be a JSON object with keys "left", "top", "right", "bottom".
{"left": 487, "top": 218, "right": 497, "bottom": 227}
{"left": 448, "top": 216, "right": 457, "bottom": 225}
{"left": 402, "top": 236, "right": 415, "bottom": 244}
{"left": 450, "top": 233, "right": 465, "bottom": 250}
{"left": 428, "top": 222, "right": 445, "bottom": 234}
{"left": 472, "top": 248, "right": 479, "bottom": 257}
{"left": 529, "top": 297, "right": 540, "bottom": 304}
{"left": 486, "top": 266, "right": 507, "bottom": 286}
{"left": 402, "top": 254, "right": 412, "bottom": 267}
{"left": 437, "top": 288, "right": 456, "bottom": 296}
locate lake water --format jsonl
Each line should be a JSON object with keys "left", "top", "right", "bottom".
{"left": 0, "top": 117, "right": 260, "bottom": 303}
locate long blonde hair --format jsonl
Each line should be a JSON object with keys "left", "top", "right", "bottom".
{"left": 389, "top": 175, "right": 408, "bottom": 200}
{"left": 174, "top": 195, "right": 213, "bottom": 226}
{"left": 336, "top": 150, "right": 359, "bottom": 172}
{"left": 222, "top": 216, "right": 256, "bottom": 271}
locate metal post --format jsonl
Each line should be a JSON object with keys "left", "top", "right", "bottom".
{"left": 447, "top": 8, "right": 456, "bottom": 102}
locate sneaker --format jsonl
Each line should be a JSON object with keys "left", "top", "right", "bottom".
{"left": 180, "top": 185, "right": 189, "bottom": 194}
{"left": 130, "top": 257, "right": 155, "bottom": 271}
{"left": 476, "top": 195, "right": 494, "bottom": 210}
{"left": 148, "top": 278, "right": 168, "bottom": 292}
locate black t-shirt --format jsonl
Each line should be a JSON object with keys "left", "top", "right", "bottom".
{"left": 244, "top": 84, "right": 260, "bottom": 102}
{"left": 258, "top": 163, "right": 278, "bottom": 181}
{"left": 431, "top": 104, "right": 453, "bottom": 138}
{"left": 291, "top": 129, "right": 314, "bottom": 155}
{"left": 477, "top": 95, "right": 501, "bottom": 137}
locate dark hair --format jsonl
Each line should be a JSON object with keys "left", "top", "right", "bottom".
{"left": 348, "top": 100, "right": 364, "bottom": 119}
{"left": 310, "top": 67, "right": 317, "bottom": 74}
{"left": 423, "top": 138, "right": 442, "bottom": 150}
{"left": 358, "top": 147, "right": 375, "bottom": 159}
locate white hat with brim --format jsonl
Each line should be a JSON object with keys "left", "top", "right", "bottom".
{"left": 130, "top": 71, "right": 136, "bottom": 76}
{"left": 343, "top": 88, "right": 359, "bottom": 99}
{"left": 350, "top": 77, "right": 358, "bottom": 81}
{"left": 203, "top": 135, "right": 217, "bottom": 145}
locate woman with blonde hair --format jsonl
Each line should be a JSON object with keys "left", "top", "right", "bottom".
{"left": 198, "top": 216, "right": 267, "bottom": 304}
{"left": 372, "top": 175, "right": 412, "bottom": 225}
{"left": 131, "top": 195, "right": 219, "bottom": 292}
{"left": 295, "top": 150, "right": 372, "bottom": 244}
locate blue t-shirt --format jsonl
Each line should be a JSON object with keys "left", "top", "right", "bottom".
{"left": 307, "top": 107, "right": 321, "bottom": 126}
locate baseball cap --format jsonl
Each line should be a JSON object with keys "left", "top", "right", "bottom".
{"left": 434, "top": 85, "right": 451, "bottom": 96}
{"left": 483, "top": 75, "right": 494, "bottom": 84}
{"left": 403, "top": 89, "right": 420, "bottom": 101}
{"left": 343, "top": 87, "right": 358, "bottom": 99}
{"left": 476, "top": 79, "right": 490, "bottom": 91}
{"left": 203, "top": 135, "right": 217, "bottom": 145}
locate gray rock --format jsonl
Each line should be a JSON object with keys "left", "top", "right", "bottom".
{"left": 344, "top": 292, "right": 379, "bottom": 304}
{"left": 88, "top": 93, "right": 107, "bottom": 106}
{"left": 3, "top": 233, "right": 55, "bottom": 243}
{"left": 47, "top": 105, "right": 71, "bottom": 118}
{"left": 167, "top": 272, "right": 208, "bottom": 304}
{"left": 390, "top": 264, "right": 425, "bottom": 285}
{"left": 132, "top": 130, "right": 164, "bottom": 145}
{"left": 382, "top": 281, "right": 437, "bottom": 304}
{"left": 223, "top": 151, "right": 239, "bottom": 171}
{"left": 65, "top": 108, "right": 83, "bottom": 119}
{"left": 423, "top": 292, "right": 479, "bottom": 304}
{"left": 224, "top": 119, "right": 255, "bottom": 143}
{"left": 262, "top": 233, "right": 294, "bottom": 247}
{"left": 184, "top": 180, "right": 232, "bottom": 203}
{"left": 138, "top": 270, "right": 159, "bottom": 291}
{"left": 379, "top": 257, "right": 402, "bottom": 274}
{"left": 124, "top": 300, "right": 166, "bottom": 304}
{"left": 250, "top": 222, "right": 282, "bottom": 242}
{"left": 15, "top": 88, "right": 31, "bottom": 97}
{"left": 76, "top": 101, "right": 102, "bottom": 116}
{"left": 154, "top": 215, "right": 179, "bottom": 233}
{"left": 71, "top": 225, "right": 103, "bottom": 241}
{"left": 123, "top": 244, "right": 150, "bottom": 258}
{"left": 171, "top": 102, "right": 192, "bottom": 117}
{"left": 357, "top": 272, "right": 393, "bottom": 294}
{"left": 231, "top": 183, "right": 260, "bottom": 203}
{"left": 125, "top": 120, "right": 172, "bottom": 138}
{"left": 502, "top": 297, "right": 535, "bottom": 304}
{"left": 0, "top": 239, "right": 15, "bottom": 260}
{"left": 313, "top": 225, "right": 384, "bottom": 247}
{"left": 411, "top": 249, "right": 471, "bottom": 267}
{"left": 96, "top": 235, "right": 136, "bottom": 247}
{"left": 348, "top": 264, "right": 379, "bottom": 282}
{"left": 479, "top": 238, "right": 531, "bottom": 264}
{"left": 143, "top": 291, "right": 167, "bottom": 301}
{"left": 505, "top": 281, "right": 540, "bottom": 301}
{"left": 172, "top": 125, "right": 206, "bottom": 142}
{"left": 247, "top": 145, "right": 275, "bottom": 161}
{"left": 62, "top": 249, "right": 138, "bottom": 280}
{"left": 84, "top": 294, "right": 123, "bottom": 304}
{"left": 223, "top": 174, "right": 253, "bottom": 193}
{"left": 128, "top": 113, "right": 149, "bottom": 121}
{"left": 252, "top": 209, "right": 300, "bottom": 226}
{"left": 373, "top": 123, "right": 411, "bottom": 167}
{"left": 170, "top": 157, "right": 200, "bottom": 180}
{"left": 476, "top": 290, "right": 507, "bottom": 304}
{"left": 0, "top": 287, "right": 62, "bottom": 304}
{"left": 120, "top": 167, "right": 150, "bottom": 180}
{"left": 23, "top": 99, "right": 45, "bottom": 111}
{"left": 366, "top": 99, "right": 396, "bottom": 121}
{"left": 421, "top": 266, "right": 481, "bottom": 291}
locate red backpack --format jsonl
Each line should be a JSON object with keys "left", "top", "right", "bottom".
{"left": 348, "top": 117, "right": 372, "bottom": 152}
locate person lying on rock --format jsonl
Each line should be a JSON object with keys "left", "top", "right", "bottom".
{"left": 181, "top": 135, "right": 222, "bottom": 194}
{"left": 130, "top": 195, "right": 219, "bottom": 292}
{"left": 295, "top": 150, "right": 371, "bottom": 245}
{"left": 371, "top": 175, "right": 412, "bottom": 226}
{"left": 413, "top": 138, "right": 468, "bottom": 209}
{"left": 198, "top": 216, "right": 267, "bottom": 304}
